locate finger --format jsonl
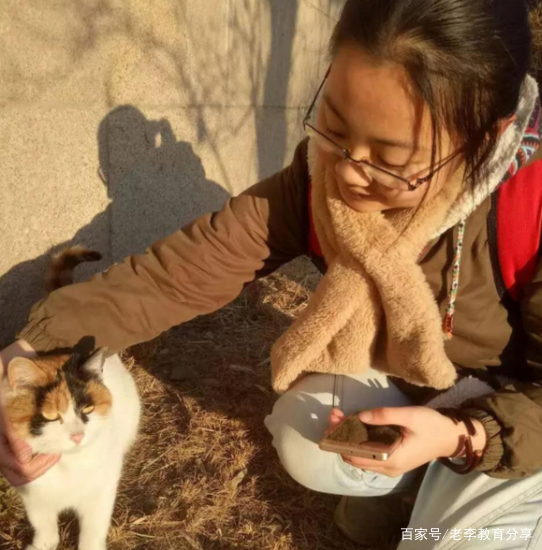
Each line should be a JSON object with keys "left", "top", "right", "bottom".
{"left": 358, "top": 406, "right": 417, "bottom": 427}
{"left": 0, "top": 449, "right": 26, "bottom": 473}
{"left": 3, "top": 453, "right": 61, "bottom": 487}
{"left": 22, "top": 454, "right": 61, "bottom": 478}
{"left": 330, "top": 408, "right": 345, "bottom": 419}
{"left": 8, "top": 437, "right": 34, "bottom": 465}
{"left": 0, "top": 433, "right": 28, "bottom": 472}
{"left": 325, "top": 408, "right": 346, "bottom": 435}
{"left": 0, "top": 411, "right": 34, "bottom": 465}
{"left": 1, "top": 467, "right": 32, "bottom": 488}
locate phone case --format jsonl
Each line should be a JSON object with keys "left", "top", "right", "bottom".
{"left": 319, "top": 412, "right": 402, "bottom": 461}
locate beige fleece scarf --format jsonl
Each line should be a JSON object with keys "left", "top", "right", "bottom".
{"left": 271, "top": 140, "right": 464, "bottom": 393}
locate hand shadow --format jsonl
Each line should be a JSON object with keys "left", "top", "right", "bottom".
{"left": 0, "top": 105, "right": 230, "bottom": 347}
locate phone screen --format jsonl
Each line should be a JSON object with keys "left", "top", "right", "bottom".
{"left": 326, "top": 414, "right": 402, "bottom": 446}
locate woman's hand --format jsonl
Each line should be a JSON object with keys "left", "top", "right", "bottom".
{"left": 0, "top": 340, "right": 60, "bottom": 487}
{"left": 327, "top": 406, "right": 486, "bottom": 477}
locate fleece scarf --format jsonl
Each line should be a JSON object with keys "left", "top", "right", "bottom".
{"left": 271, "top": 75, "right": 540, "bottom": 394}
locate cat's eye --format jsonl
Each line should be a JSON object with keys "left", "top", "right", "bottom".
{"left": 42, "top": 411, "right": 60, "bottom": 422}
{"left": 82, "top": 405, "right": 95, "bottom": 415}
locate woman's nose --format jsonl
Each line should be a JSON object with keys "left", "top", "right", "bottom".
{"left": 335, "top": 158, "right": 371, "bottom": 187}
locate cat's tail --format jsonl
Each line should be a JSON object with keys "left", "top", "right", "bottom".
{"left": 47, "top": 246, "right": 102, "bottom": 291}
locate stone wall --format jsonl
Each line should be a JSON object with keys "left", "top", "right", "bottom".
{"left": 0, "top": 0, "right": 345, "bottom": 345}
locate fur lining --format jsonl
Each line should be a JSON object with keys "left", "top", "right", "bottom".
{"left": 435, "top": 75, "right": 540, "bottom": 236}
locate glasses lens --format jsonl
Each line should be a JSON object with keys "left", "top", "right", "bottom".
{"left": 305, "top": 125, "right": 345, "bottom": 156}
{"left": 359, "top": 162, "right": 411, "bottom": 192}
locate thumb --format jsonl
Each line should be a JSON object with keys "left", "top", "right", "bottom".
{"left": 358, "top": 407, "right": 415, "bottom": 428}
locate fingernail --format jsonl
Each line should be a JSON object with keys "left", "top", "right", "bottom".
{"left": 359, "top": 411, "right": 373, "bottom": 422}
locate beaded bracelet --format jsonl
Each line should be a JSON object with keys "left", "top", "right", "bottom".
{"left": 436, "top": 408, "right": 484, "bottom": 474}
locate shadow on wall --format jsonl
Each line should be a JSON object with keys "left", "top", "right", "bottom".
{"left": 0, "top": 106, "right": 230, "bottom": 347}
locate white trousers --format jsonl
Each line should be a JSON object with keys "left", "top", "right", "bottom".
{"left": 264, "top": 370, "right": 542, "bottom": 550}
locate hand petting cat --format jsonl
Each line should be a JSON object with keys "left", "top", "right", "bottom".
{"left": 0, "top": 340, "right": 60, "bottom": 487}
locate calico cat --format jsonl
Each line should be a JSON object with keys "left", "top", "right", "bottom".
{"left": 2, "top": 247, "right": 141, "bottom": 550}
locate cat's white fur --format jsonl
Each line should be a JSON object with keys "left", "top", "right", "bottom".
{"left": 13, "top": 353, "right": 140, "bottom": 550}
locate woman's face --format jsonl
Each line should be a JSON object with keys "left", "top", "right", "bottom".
{"left": 315, "top": 45, "right": 461, "bottom": 213}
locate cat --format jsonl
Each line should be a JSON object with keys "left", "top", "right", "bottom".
{"left": 2, "top": 247, "right": 141, "bottom": 550}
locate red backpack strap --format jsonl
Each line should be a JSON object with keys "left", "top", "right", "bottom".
{"left": 494, "top": 159, "right": 542, "bottom": 302}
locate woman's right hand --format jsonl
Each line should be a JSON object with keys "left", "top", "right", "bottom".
{"left": 0, "top": 340, "right": 60, "bottom": 487}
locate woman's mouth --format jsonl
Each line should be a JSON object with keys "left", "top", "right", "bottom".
{"left": 345, "top": 185, "right": 371, "bottom": 199}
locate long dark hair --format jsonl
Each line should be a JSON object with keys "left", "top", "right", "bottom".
{"left": 330, "top": 0, "right": 532, "bottom": 187}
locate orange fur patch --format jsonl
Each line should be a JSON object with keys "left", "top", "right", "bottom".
{"left": 4, "top": 392, "right": 36, "bottom": 439}
{"left": 41, "top": 380, "right": 70, "bottom": 419}
{"left": 86, "top": 380, "right": 113, "bottom": 416}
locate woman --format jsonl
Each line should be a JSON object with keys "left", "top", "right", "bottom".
{"left": 2, "top": 0, "right": 542, "bottom": 548}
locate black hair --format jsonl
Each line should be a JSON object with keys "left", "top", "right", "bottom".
{"left": 330, "top": 0, "right": 532, "bottom": 186}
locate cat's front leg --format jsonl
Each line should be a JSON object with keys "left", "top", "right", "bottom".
{"left": 77, "top": 482, "right": 118, "bottom": 550}
{"left": 24, "top": 506, "right": 60, "bottom": 550}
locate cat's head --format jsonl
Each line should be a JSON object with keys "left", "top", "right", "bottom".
{"left": 3, "top": 349, "right": 113, "bottom": 454}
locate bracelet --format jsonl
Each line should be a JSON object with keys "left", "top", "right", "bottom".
{"left": 436, "top": 408, "right": 484, "bottom": 474}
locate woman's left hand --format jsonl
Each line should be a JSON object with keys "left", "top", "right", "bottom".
{"left": 329, "top": 406, "right": 486, "bottom": 477}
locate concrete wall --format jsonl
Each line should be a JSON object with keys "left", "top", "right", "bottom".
{"left": 0, "top": 0, "right": 345, "bottom": 345}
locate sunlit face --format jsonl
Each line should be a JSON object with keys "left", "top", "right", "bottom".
{"left": 4, "top": 352, "right": 113, "bottom": 455}
{"left": 314, "top": 44, "right": 462, "bottom": 213}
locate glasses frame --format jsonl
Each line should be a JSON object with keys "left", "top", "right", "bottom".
{"left": 303, "top": 66, "right": 460, "bottom": 192}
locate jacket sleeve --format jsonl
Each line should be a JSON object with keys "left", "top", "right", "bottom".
{"left": 17, "top": 139, "right": 310, "bottom": 353}
{"left": 460, "top": 254, "right": 542, "bottom": 479}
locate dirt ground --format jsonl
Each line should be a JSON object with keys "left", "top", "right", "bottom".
{"left": 2, "top": 5, "right": 542, "bottom": 549}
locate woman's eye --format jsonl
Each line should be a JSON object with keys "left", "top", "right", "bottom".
{"left": 42, "top": 412, "right": 60, "bottom": 422}
{"left": 82, "top": 405, "right": 95, "bottom": 415}
{"left": 328, "top": 129, "right": 346, "bottom": 139}
{"left": 378, "top": 158, "right": 407, "bottom": 170}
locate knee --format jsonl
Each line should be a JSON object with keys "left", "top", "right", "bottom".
{"left": 264, "top": 391, "right": 330, "bottom": 492}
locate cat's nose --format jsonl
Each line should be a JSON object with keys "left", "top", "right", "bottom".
{"left": 70, "top": 433, "right": 84, "bottom": 445}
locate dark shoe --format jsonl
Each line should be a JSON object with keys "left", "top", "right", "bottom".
{"left": 334, "top": 493, "right": 414, "bottom": 546}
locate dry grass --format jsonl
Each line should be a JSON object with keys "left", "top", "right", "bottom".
{"left": 0, "top": 258, "right": 383, "bottom": 550}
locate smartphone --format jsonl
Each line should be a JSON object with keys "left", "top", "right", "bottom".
{"left": 319, "top": 412, "right": 402, "bottom": 461}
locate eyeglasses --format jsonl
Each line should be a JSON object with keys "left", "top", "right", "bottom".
{"left": 303, "top": 67, "right": 460, "bottom": 192}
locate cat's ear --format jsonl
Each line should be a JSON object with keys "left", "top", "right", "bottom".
{"left": 83, "top": 348, "right": 109, "bottom": 377}
{"left": 7, "top": 358, "right": 48, "bottom": 390}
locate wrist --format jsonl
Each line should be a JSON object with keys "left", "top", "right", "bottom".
{"left": 439, "top": 412, "right": 487, "bottom": 459}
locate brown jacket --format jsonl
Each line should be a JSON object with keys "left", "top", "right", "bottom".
{"left": 18, "top": 139, "right": 542, "bottom": 479}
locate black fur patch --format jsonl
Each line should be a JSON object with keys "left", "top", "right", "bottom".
{"left": 29, "top": 371, "right": 63, "bottom": 436}
{"left": 29, "top": 414, "right": 47, "bottom": 437}
{"left": 61, "top": 353, "right": 102, "bottom": 420}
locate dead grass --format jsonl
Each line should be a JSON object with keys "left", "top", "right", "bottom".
{"left": 0, "top": 258, "right": 384, "bottom": 550}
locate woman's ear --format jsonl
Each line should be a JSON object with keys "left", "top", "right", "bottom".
{"left": 497, "top": 114, "right": 517, "bottom": 137}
